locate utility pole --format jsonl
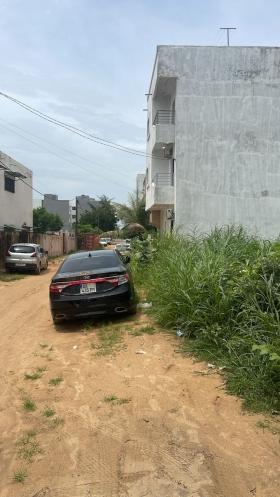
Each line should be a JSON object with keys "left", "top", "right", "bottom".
{"left": 220, "top": 27, "right": 236, "bottom": 46}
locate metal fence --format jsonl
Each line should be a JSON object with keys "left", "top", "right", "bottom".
{"left": 152, "top": 173, "right": 174, "bottom": 186}
{"left": 153, "top": 110, "right": 175, "bottom": 125}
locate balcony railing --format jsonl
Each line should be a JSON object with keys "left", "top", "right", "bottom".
{"left": 153, "top": 110, "right": 175, "bottom": 125}
{"left": 152, "top": 173, "right": 174, "bottom": 186}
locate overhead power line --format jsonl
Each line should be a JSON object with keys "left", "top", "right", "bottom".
{"left": 0, "top": 91, "right": 161, "bottom": 160}
{"left": 0, "top": 119, "right": 132, "bottom": 191}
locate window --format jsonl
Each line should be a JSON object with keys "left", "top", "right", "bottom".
{"left": 4, "top": 173, "right": 15, "bottom": 193}
{"left": 9, "top": 245, "right": 36, "bottom": 254}
{"left": 60, "top": 253, "right": 119, "bottom": 273}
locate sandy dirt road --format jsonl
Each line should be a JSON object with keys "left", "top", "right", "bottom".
{"left": 0, "top": 260, "right": 279, "bottom": 497}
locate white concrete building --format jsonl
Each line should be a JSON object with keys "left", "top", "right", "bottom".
{"left": 0, "top": 151, "right": 33, "bottom": 230}
{"left": 146, "top": 45, "right": 280, "bottom": 238}
{"left": 136, "top": 173, "right": 146, "bottom": 200}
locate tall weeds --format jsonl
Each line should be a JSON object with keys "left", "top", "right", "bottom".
{"left": 132, "top": 227, "right": 280, "bottom": 412}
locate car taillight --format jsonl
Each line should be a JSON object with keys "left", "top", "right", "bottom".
{"left": 6, "top": 251, "right": 11, "bottom": 257}
{"left": 117, "top": 273, "right": 129, "bottom": 285}
{"left": 50, "top": 282, "right": 69, "bottom": 294}
{"left": 31, "top": 252, "right": 37, "bottom": 257}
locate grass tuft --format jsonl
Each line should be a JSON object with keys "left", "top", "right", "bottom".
{"left": 13, "top": 469, "right": 27, "bottom": 483}
{"left": 22, "top": 398, "right": 37, "bottom": 412}
{"left": 49, "top": 376, "right": 63, "bottom": 386}
{"left": 104, "top": 394, "right": 131, "bottom": 405}
{"left": 42, "top": 407, "right": 55, "bottom": 418}
{"left": 16, "top": 431, "right": 42, "bottom": 462}
{"left": 24, "top": 367, "right": 46, "bottom": 381}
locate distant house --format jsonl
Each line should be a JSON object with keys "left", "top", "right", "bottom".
{"left": 42, "top": 194, "right": 74, "bottom": 232}
{"left": 76, "top": 195, "right": 99, "bottom": 221}
{"left": 0, "top": 151, "right": 33, "bottom": 231}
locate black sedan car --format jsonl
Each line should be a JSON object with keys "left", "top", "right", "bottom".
{"left": 49, "top": 250, "right": 137, "bottom": 323}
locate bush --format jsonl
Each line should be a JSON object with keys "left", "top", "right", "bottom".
{"left": 122, "top": 223, "right": 146, "bottom": 239}
{"left": 78, "top": 225, "right": 102, "bottom": 234}
{"left": 132, "top": 226, "right": 280, "bottom": 413}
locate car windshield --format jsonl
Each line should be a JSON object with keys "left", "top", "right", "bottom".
{"left": 59, "top": 253, "right": 119, "bottom": 273}
{"left": 9, "top": 245, "right": 35, "bottom": 253}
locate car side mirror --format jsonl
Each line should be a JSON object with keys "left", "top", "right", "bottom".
{"left": 123, "top": 255, "right": 130, "bottom": 264}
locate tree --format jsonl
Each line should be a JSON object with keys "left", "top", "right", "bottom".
{"left": 79, "top": 195, "right": 118, "bottom": 232}
{"left": 33, "top": 207, "right": 63, "bottom": 233}
{"left": 116, "top": 192, "right": 149, "bottom": 228}
{"left": 78, "top": 224, "right": 102, "bottom": 234}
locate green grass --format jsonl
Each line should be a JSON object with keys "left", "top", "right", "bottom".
{"left": 24, "top": 367, "right": 46, "bottom": 381}
{"left": 13, "top": 469, "right": 27, "bottom": 483}
{"left": 132, "top": 325, "right": 156, "bottom": 336}
{"left": 22, "top": 398, "right": 37, "bottom": 412}
{"left": 16, "top": 431, "right": 42, "bottom": 462}
{"left": 91, "top": 324, "right": 124, "bottom": 356}
{"left": 132, "top": 227, "right": 280, "bottom": 413}
{"left": 49, "top": 376, "right": 63, "bottom": 386}
{"left": 42, "top": 407, "right": 55, "bottom": 418}
{"left": 0, "top": 272, "right": 26, "bottom": 282}
{"left": 104, "top": 394, "right": 131, "bottom": 405}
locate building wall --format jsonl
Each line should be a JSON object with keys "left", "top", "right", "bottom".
{"left": 0, "top": 152, "right": 33, "bottom": 230}
{"left": 136, "top": 174, "right": 145, "bottom": 199}
{"left": 153, "top": 46, "right": 280, "bottom": 239}
{"left": 42, "top": 195, "right": 72, "bottom": 231}
{"left": 76, "top": 195, "right": 99, "bottom": 221}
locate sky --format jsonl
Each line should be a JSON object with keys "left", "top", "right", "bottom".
{"left": 0, "top": 0, "right": 280, "bottom": 204}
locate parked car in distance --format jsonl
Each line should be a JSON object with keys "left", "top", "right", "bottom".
{"left": 116, "top": 242, "right": 131, "bottom": 257}
{"left": 5, "top": 243, "right": 48, "bottom": 274}
{"left": 99, "top": 238, "right": 108, "bottom": 247}
{"left": 49, "top": 249, "right": 137, "bottom": 323}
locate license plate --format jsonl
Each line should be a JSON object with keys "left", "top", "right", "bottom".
{"left": 15, "top": 263, "right": 26, "bottom": 267}
{"left": 80, "top": 283, "right": 96, "bottom": 294}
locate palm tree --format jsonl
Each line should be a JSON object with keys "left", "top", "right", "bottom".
{"left": 116, "top": 192, "right": 149, "bottom": 227}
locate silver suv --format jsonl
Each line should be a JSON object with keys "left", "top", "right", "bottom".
{"left": 5, "top": 243, "right": 48, "bottom": 274}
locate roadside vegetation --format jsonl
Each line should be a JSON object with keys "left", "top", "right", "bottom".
{"left": 0, "top": 271, "right": 26, "bottom": 282}
{"left": 131, "top": 227, "right": 280, "bottom": 413}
